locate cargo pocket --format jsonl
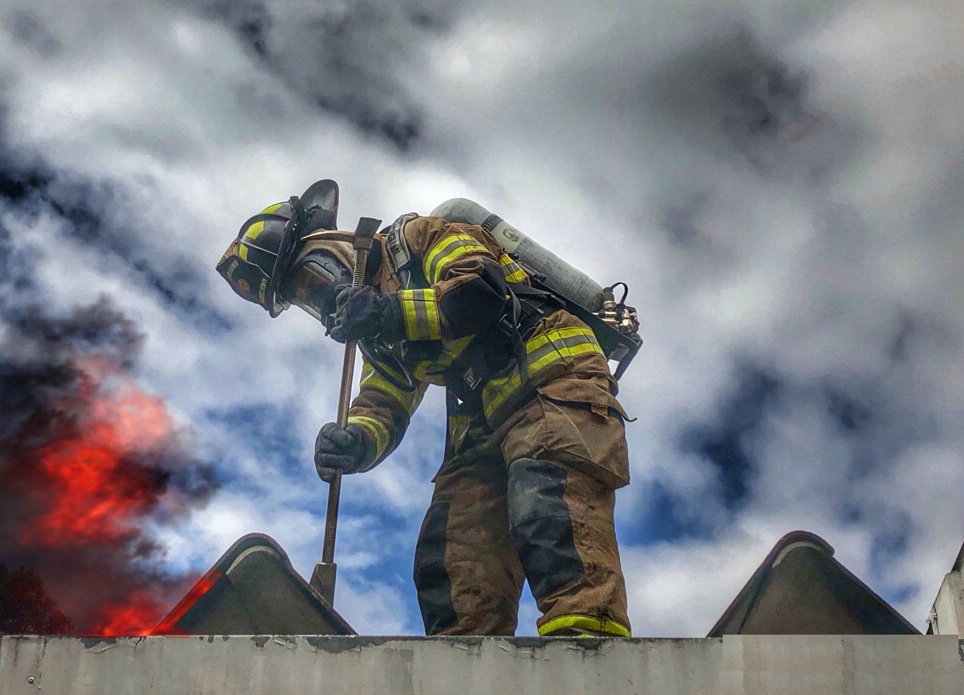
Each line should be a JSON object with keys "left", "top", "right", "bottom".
{"left": 532, "top": 375, "right": 631, "bottom": 488}
{"left": 502, "top": 375, "right": 629, "bottom": 488}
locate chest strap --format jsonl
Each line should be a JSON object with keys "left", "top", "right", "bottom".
{"left": 385, "top": 212, "right": 421, "bottom": 289}
{"left": 443, "top": 287, "right": 563, "bottom": 408}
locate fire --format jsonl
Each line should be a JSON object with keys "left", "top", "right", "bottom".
{"left": 6, "top": 355, "right": 208, "bottom": 635}
{"left": 151, "top": 569, "right": 223, "bottom": 635}
{"left": 24, "top": 370, "right": 174, "bottom": 547}
{"left": 94, "top": 592, "right": 166, "bottom": 637}
{"left": 0, "top": 298, "right": 219, "bottom": 637}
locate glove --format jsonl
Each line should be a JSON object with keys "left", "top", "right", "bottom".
{"left": 328, "top": 286, "right": 404, "bottom": 344}
{"left": 314, "top": 422, "right": 374, "bottom": 482}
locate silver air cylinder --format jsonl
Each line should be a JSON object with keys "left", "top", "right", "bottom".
{"left": 430, "top": 198, "right": 604, "bottom": 312}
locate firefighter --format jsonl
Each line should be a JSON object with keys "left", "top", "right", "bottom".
{"left": 216, "top": 180, "right": 632, "bottom": 637}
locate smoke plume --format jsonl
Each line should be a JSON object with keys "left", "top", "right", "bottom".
{"left": 0, "top": 297, "right": 219, "bottom": 635}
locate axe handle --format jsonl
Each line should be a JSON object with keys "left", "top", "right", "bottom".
{"left": 320, "top": 275, "right": 363, "bottom": 565}
{"left": 318, "top": 218, "right": 381, "bottom": 593}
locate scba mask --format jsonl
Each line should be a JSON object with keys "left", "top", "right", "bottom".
{"left": 284, "top": 249, "right": 353, "bottom": 325}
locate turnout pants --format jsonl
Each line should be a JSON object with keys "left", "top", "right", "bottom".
{"left": 413, "top": 381, "right": 631, "bottom": 636}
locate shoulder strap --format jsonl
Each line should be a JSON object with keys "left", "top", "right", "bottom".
{"left": 385, "top": 212, "right": 420, "bottom": 289}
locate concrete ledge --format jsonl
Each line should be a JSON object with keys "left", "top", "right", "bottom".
{"left": 2, "top": 635, "right": 963, "bottom": 695}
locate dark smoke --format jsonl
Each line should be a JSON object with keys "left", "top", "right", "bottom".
{"left": 650, "top": 26, "right": 860, "bottom": 178}
{"left": 679, "top": 363, "right": 782, "bottom": 509}
{"left": 5, "top": 9, "right": 64, "bottom": 58}
{"left": 0, "top": 296, "right": 220, "bottom": 635}
{"left": 190, "top": 0, "right": 442, "bottom": 151}
{"left": 0, "top": 140, "right": 233, "bottom": 335}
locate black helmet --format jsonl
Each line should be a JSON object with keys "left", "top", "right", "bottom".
{"left": 216, "top": 179, "right": 342, "bottom": 317}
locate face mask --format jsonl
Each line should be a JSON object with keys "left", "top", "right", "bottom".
{"left": 283, "top": 251, "right": 352, "bottom": 324}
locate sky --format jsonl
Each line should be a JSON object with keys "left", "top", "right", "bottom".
{"left": 0, "top": 0, "right": 962, "bottom": 636}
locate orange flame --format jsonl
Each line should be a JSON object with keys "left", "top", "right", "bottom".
{"left": 18, "top": 357, "right": 191, "bottom": 635}
{"left": 25, "top": 383, "right": 174, "bottom": 546}
{"left": 151, "top": 569, "right": 224, "bottom": 635}
{"left": 94, "top": 592, "right": 165, "bottom": 636}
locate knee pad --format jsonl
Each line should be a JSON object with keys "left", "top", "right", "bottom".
{"left": 506, "top": 459, "right": 584, "bottom": 600}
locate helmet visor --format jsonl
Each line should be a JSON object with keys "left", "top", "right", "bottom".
{"left": 283, "top": 251, "right": 351, "bottom": 323}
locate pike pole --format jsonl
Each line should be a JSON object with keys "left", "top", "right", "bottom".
{"left": 310, "top": 216, "right": 381, "bottom": 605}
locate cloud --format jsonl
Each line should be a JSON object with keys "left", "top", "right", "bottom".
{"left": 176, "top": 0, "right": 465, "bottom": 151}
{"left": 6, "top": 9, "right": 63, "bottom": 58}
{"left": 1, "top": 0, "right": 962, "bottom": 638}
{"left": 0, "top": 140, "right": 234, "bottom": 335}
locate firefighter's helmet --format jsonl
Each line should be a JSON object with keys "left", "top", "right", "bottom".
{"left": 216, "top": 179, "right": 345, "bottom": 317}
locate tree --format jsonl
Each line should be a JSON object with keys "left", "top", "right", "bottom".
{"left": 0, "top": 562, "right": 73, "bottom": 635}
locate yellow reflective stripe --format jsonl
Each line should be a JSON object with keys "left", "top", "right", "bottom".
{"left": 409, "top": 336, "right": 473, "bottom": 384}
{"left": 423, "top": 234, "right": 490, "bottom": 284}
{"left": 538, "top": 614, "right": 631, "bottom": 638}
{"left": 499, "top": 254, "right": 528, "bottom": 284}
{"left": 360, "top": 363, "right": 422, "bottom": 416}
{"left": 424, "top": 294, "right": 440, "bottom": 338}
{"left": 441, "top": 336, "right": 473, "bottom": 365}
{"left": 484, "top": 343, "right": 600, "bottom": 416}
{"left": 531, "top": 341, "right": 600, "bottom": 372}
{"left": 398, "top": 289, "right": 442, "bottom": 340}
{"left": 504, "top": 267, "right": 528, "bottom": 283}
{"left": 429, "top": 243, "right": 489, "bottom": 283}
{"left": 448, "top": 414, "right": 472, "bottom": 429}
{"left": 261, "top": 203, "right": 283, "bottom": 214}
{"left": 398, "top": 290, "right": 419, "bottom": 337}
{"left": 238, "top": 244, "right": 249, "bottom": 261}
{"left": 244, "top": 219, "right": 266, "bottom": 241}
{"left": 346, "top": 415, "right": 390, "bottom": 458}
{"left": 483, "top": 328, "right": 602, "bottom": 417}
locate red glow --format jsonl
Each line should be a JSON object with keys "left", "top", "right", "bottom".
{"left": 94, "top": 593, "right": 165, "bottom": 636}
{"left": 151, "top": 569, "right": 223, "bottom": 635}
{"left": 16, "top": 358, "right": 187, "bottom": 635}
{"left": 25, "top": 383, "right": 174, "bottom": 547}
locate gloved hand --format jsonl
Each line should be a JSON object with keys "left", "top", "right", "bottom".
{"left": 328, "top": 286, "right": 404, "bottom": 344}
{"left": 314, "top": 422, "right": 374, "bottom": 482}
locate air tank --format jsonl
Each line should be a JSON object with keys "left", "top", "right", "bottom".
{"left": 430, "top": 198, "right": 604, "bottom": 312}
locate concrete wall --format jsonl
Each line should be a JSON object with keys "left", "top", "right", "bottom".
{"left": 2, "top": 635, "right": 963, "bottom": 695}
{"left": 929, "top": 571, "right": 964, "bottom": 636}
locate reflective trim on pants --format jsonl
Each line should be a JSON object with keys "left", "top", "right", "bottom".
{"left": 539, "top": 614, "right": 632, "bottom": 637}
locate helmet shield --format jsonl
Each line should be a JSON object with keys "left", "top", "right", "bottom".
{"left": 300, "top": 179, "right": 339, "bottom": 229}
{"left": 283, "top": 250, "right": 352, "bottom": 324}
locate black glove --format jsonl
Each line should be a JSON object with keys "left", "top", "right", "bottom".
{"left": 314, "top": 422, "right": 374, "bottom": 482}
{"left": 328, "top": 286, "right": 404, "bottom": 344}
